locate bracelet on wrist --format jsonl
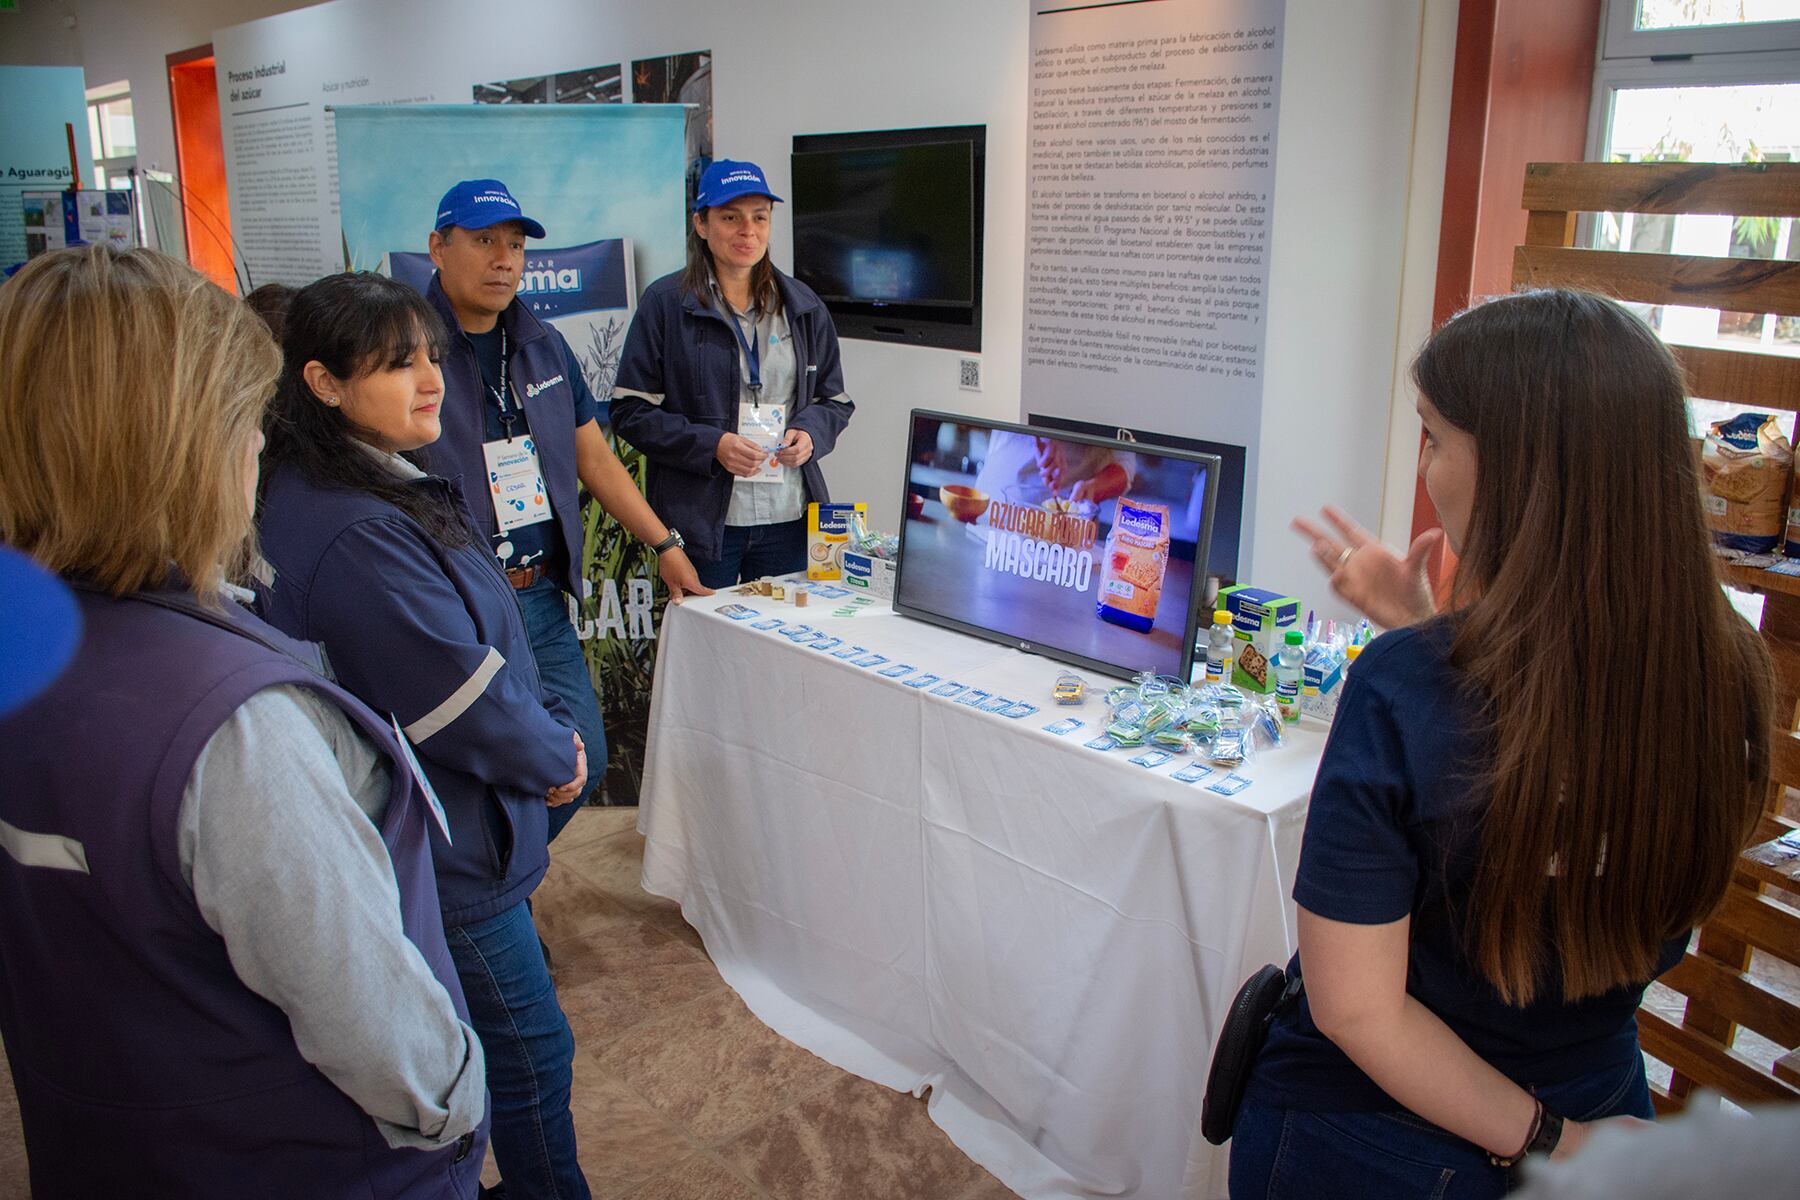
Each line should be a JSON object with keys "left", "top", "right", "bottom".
{"left": 1489, "top": 1099, "right": 1543, "bottom": 1169}
{"left": 1489, "top": 1098, "right": 1564, "bottom": 1168}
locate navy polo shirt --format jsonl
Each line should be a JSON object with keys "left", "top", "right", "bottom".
{"left": 465, "top": 326, "right": 599, "bottom": 578}
{"left": 1247, "top": 621, "right": 1686, "bottom": 1112}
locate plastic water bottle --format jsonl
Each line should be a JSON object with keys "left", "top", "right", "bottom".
{"left": 1274, "top": 628, "right": 1304, "bottom": 720}
{"left": 1205, "top": 609, "right": 1234, "bottom": 683}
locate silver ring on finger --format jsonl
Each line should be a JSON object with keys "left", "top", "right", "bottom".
{"left": 1336, "top": 545, "right": 1355, "bottom": 570}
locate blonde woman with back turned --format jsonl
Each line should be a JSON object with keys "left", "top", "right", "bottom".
{"left": 0, "top": 246, "right": 487, "bottom": 1199}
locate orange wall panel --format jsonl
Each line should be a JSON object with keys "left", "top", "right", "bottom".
{"left": 168, "top": 53, "right": 236, "bottom": 293}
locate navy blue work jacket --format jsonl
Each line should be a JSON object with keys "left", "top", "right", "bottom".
{"left": 427, "top": 274, "right": 590, "bottom": 598}
{"left": 0, "top": 583, "right": 485, "bottom": 1198}
{"left": 256, "top": 460, "right": 579, "bottom": 927}
{"left": 610, "top": 268, "right": 855, "bottom": 564}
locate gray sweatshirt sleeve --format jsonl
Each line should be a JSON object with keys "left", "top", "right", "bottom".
{"left": 176, "top": 685, "right": 486, "bottom": 1150}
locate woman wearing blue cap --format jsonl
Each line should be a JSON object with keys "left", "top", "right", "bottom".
{"left": 611, "top": 159, "right": 855, "bottom": 586}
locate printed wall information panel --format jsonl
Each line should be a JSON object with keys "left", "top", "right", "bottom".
{"left": 214, "top": 2, "right": 450, "bottom": 286}
{"left": 1024, "top": 0, "right": 1284, "bottom": 553}
{"left": 0, "top": 66, "right": 95, "bottom": 268}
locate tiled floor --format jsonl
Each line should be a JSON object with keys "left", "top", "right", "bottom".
{"left": 0, "top": 807, "right": 1013, "bottom": 1200}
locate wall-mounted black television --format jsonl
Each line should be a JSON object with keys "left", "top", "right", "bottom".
{"left": 791, "top": 125, "right": 984, "bottom": 353}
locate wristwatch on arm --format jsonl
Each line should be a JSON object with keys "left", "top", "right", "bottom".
{"left": 649, "top": 528, "right": 685, "bottom": 556}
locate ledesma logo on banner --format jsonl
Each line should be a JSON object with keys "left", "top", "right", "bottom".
{"left": 385, "top": 238, "right": 630, "bottom": 321}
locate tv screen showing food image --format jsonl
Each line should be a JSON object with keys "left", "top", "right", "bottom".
{"left": 894, "top": 411, "right": 1219, "bottom": 681}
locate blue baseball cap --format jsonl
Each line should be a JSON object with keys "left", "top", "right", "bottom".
{"left": 434, "top": 179, "right": 547, "bottom": 238}
{"left": 693, "top": 160, "right": 782, "bottom": 211}
{"left": 0, "top": 546, "right": 81, "bottom": 719}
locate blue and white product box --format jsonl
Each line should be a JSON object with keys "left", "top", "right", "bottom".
{"left": 842, "top": 550, "right": 897, "bottom": 600}
{"left": 1299, "top": 644, "right": 1348, "bottom": 720}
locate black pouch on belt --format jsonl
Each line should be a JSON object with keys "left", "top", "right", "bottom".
{"left": 1200, "top": 963, "right": 1304, "bottom": 1145}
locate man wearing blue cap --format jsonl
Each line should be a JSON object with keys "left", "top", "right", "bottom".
{"left": 425, "top": 179, "right": 709, "bottom": 823}
{"left": 612, "top": 160, "right": 855, "bottom": 586}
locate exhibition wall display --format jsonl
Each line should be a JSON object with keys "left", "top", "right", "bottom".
{"left": 212, "top": 0, "right": 710, "bottom": 290}
{"left": 333, "top": 103, "right": 685, "bottom": 294}
{"left": 0, "top": 66, "right": 95, "bottom": 269}
{"left": 1023, "top": 0, "right": 1284, "bottom": 578}
{"left": 21, "top": 189, "right": 138, "bottom": 257}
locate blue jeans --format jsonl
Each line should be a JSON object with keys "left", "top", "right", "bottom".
{"left": 515, "top": 577, "right": 605, "bottom": 833}
{"left": 445, "top": 902, "right": 589, "bottom": 1200}
{"left": 1229, "top": 1056, "right": 1652, "bottom": 1199}
{"left": 694, "top": 519, "right": 807, "bottom": 589}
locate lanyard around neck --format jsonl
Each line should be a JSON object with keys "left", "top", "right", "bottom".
{"left": 722, "top": 301, "right": 763, "bottom": 401}
{"left": 482, "top": 327, "right": 517, "bottom": 437}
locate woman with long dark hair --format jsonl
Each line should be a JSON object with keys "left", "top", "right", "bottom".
{"left": 1230, "top": 290, "right": 1773, "bottom": 1196}
{"left": 255, "top": 272, "right": 593, "bottom": 1200}
{"left": 611, "top": 159, "right": 855, "bottom": 586}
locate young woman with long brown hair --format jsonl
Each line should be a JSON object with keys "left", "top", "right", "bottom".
{"left": 1231, "top": 289, "right": 1773, "bottom": 1197}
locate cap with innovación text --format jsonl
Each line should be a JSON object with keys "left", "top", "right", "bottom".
{"left": 693, "top": 160, "right": 783, "bottom": 211}
{"left": 434, "top": 179, "right": 547, "bottom": 238}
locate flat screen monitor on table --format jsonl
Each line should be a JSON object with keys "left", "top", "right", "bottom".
{"left": 894, "top": 411, "right": 1220, "bottom": 681}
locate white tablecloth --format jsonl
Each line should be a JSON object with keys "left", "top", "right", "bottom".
{"left": 636, "top": 588, "right": 1320, "bottom": 1200}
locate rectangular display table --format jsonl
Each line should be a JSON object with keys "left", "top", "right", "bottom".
{"left": 636, "top": 589, "right": 1322, "bottom": 1199}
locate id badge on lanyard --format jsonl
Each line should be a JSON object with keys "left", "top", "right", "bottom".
{"left": 390, "top": 715, "right": 453, "bottom": 846}
{"left": 728, "top": 308, "right": 786, "bottom": 485}
{"left": 479, "top": 327, "right": 554, "bottom": 531}
{"left": 483, "top": 436, "right": 553, "bottom": 531}
{"left": 739, "top": 399, "right": 786, "bottom": 484}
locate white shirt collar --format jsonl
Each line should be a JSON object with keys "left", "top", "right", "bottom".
{"left": 351, "top": 438, "right": 427, "bottom": 481}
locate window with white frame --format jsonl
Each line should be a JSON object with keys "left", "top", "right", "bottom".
{"left": 1589, "top": 1, "right": 1800, "bottom": 374}
{"left": 86, "top": 81, "right": 137, "bottom": 192}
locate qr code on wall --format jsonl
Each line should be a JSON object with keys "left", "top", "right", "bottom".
{"left": 958, "top": 358, "right": 981, "bottom": 391}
